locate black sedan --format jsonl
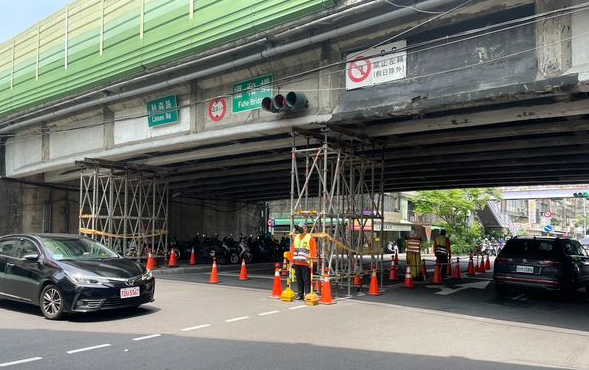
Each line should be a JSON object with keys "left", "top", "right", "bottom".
{"left": 494, "top": 236, "right": 589, "bottom": 297}
{"left": 0, "top": 234, "right": 155, "bottom": 319}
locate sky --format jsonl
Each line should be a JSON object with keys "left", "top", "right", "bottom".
{"left": 1, "top": 0, "right": 72, "bottom": 44}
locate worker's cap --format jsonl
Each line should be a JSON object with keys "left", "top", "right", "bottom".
{"left": 298, "top": 222, "right": 308, "bottom": 228}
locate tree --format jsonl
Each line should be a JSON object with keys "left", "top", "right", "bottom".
{"left": 410, "top": 188, "right": 500, "bottom": 253}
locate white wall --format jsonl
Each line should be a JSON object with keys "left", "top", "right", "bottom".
{"left": 5, "top": 135, "right": 43, "bottom": 176}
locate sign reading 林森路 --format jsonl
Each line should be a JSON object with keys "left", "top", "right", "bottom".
{"left": 147, "top": 95, "right": 179, "bottom": 127}
{"left": 232, "top": 75, "right": 272, "bottom": 113}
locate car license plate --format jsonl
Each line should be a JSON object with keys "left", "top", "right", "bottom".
{"left": 120, "top": 287, "right": 140, "bottom": 299}
{"left": 516, "top": 265, "right": 534, "bottom": 274}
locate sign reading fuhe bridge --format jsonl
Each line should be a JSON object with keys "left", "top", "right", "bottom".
{"left": 147, "top": 95, "right": 179, "bottom": 127}
{"left": 232, "top": 75, "right": 272, "bottom": 113}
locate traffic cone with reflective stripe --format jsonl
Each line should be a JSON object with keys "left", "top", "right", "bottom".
{"left": 421, "top": 259, "right": 428, "bottom": 281}
{"left": 146, "top": 252, "right": 155, "bottom": 271}
{"left": 239, "top": 259, "right": 248, "bottom": 281}
{"left": 281, "top": 258, "right": 288, "bottom": 276}
{"left": 433, "top": 263, "right": 442, "bottom": 284}
{"left": 189, "top": 247, "right": 196, "bottom": 265}
{"left": 368, "top": 269, "right": 380, "bottom": 296}
{"left": 168, "top": 248, "right": 178, "bottom": 267}
{"left": 209, "top": 257, "right": 219, "bottom": 283}
{"left": 320, "top": 272, "right": 334, "bottom": 305}
{"left": 389, "top": 259, "right": 398, "bottom": 281}
{"left": 467, "top": 255, "right": 476, "bottom": 276}
{"left": 404, "top": 262, "right": 414, "bottom": 289}
{"left": 394, "top": 250, "right": 399, "bottom": 265}
{"left": 271, "top": 264, "right": 282, "bottom": 298}
{"left": 485, "top": 254, "right": 491, "bottom": 271}
{"left": 479, "top": 255, "right": 486, "bottom": 273}
{"left": 454, "top": 257, "right": 462, "bottom": 280}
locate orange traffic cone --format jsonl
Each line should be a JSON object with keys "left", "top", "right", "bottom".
{"left": 479, "top": 255, "right": 486, "bottom": 273}
{"left": 485, "top": 254, "right": 491, "bottom": 271}
{"left": 146, "top": 252, "right": 155, "bottom": 271}
{"left": 368, "top": 269, "right": 380, "bottom": 296}
{"left": 168, "top": 248, "right": 178, "bottom": 267}
{"left": 453, "top": 257, "right": 462, "bottom": 279}
{"left": 467, "top": 255, "right": 476, "bottom": 276}
{"left": 239, "top": 259, "right": 248, "bottom": 281}
{"left": 394, "top": 250, "right": 399, "bottom": 265}
{"left": 389, "top": 261, "right": 398, "bottom": 281}
{"left": 281, "top": 258, "right": 288, "bottom": 276}
{"left": 189, "top": 247, "right": 196, "bottom": 265}
{"left": 320, "top": 272, "right": 334, "bottom": 305}
{"left": 433, "top": 263, "right": 442, "bottom": 284}
{"left": 271, "top": 264, "right": 282, "bottom": 298}
{"left": 446, "top": 258, "right": 452, "bottom": 276}
{"left": 421, "top": 259, "right": 428, "bottom": 281}
{"left": 353, "top": 272, "right": 362, "bottom": 287}
{"left": 209, "top": 257, "right": 219, "bottom": 283}
{"left": 404, "top": 262, "right": 414, "bottom": 289}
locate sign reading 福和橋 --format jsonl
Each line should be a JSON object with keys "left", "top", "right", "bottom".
{"left": 345, "top": 40, "right": 407, "bottom": 90}
{"left": 147, "top": 95, "right": 179, "bottom": 127}
{"left": 232, "top": 75, "right": 273, "bottom": 113}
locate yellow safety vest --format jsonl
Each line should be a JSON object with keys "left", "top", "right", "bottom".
{"left": 293, "top": 233, "right": 312, "bottom": 264}
{"left": 434, "top": 235, "right": 447, "bottom": 253}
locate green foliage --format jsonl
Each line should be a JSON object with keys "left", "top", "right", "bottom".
{"left": 411, "top": 188, "right": 500, "bottom": 254}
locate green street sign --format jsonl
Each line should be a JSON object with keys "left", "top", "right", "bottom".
{"left": 147, "top": 95, "right": 179, "bottom": 127}
{"left": 232, "top": 75, "right": 272, "bottom": 113}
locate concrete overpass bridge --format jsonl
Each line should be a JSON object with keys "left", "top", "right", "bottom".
{"left": 3, "top": 0, "right": 589, "bottom": 239}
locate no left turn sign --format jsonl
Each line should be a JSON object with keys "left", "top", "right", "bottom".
{"left": 543, "top": 211, "right": 553, "bottom": 218}
{"left": 208, "top": 98, "right": 226, "bottom": 122}
{"left": 347, "top": 56, "right": 372, "bottom": 84}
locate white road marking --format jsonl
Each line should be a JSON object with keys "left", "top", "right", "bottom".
{"left": 225, "top": 316, "right": 250, "bottom": 323}
{"left": 66, "top": 344, "right": 111, "bottom": 354}
{"left": 258, "top": 310, "right": 280, "bottom": 316}
{"left": 181, "top": 324, "right": 211, "bottom": 331}
{"left": 289, "top": 305, "right": 307, "bottom": 310}
{"left": 0, "top": 357, "right": 43, "bottom": 367}
{"left": 132, "top": 334, "right": 161, "bottom": 341}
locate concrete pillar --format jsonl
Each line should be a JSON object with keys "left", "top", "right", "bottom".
{"left": 535, "top": 0, "right": 572, "bottom": 79}
{"left": 103, "top": 105, "right": 115, "bottom": 149}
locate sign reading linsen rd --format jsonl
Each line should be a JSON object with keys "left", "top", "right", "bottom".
{"left": 232, "top": 75, "right": 272, "bottom": 113}
{"left": 147, "top": 95, "right": 179, "bottom": 127}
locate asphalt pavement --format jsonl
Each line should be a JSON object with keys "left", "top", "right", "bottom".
{"left": 0, "top": 257, "right": 588, "bottom": 370}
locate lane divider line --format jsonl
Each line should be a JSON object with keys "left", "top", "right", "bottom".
{"left": 0, "top": 357, "right": 43, "bottom": 367}
{"left": 258, "top": 310, "right": 280, "bottom": 316}
{"left": 66, "top": 344, "right": 111, "bottom": 354}
{"left": 132, "top": 334, "right": 161, "bottom": 341}
{"left": 225, "top": 316, "right": 250, "bottom": 323}
{"left": 181, "top": 324, "right": 211, "bottom": 332}
{"left": 289, "top": 305, "right": 307, "bottom": 310}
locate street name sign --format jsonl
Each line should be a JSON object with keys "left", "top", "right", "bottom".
{"left": 147, "top": 95, "right": 179, "bottom": 127}
{"left": 232, "top": 75, "right": 273, "bottom": 113}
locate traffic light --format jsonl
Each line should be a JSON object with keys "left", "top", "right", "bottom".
{"left": 261, "top": 92, "right": 308, "bottom": 113}
{"left": 573, "top": 192, "right": 589, "bottom": 198}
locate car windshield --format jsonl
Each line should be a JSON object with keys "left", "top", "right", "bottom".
{"left": 40, "top": 237, "right": 120, "bottom": 261}
{"left": 500, "top": 239, "right": 562, "bottom": 258}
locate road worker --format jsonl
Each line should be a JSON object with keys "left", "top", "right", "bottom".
{"left": 289, "top": 222, "right": 317, "bottom": 300}
{"left": 434, "top": 229, "right": 451, "bottom": 277}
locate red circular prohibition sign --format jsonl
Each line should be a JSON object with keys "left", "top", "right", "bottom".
{"left": 347, "top": 56, "right": 372, "bottom": 83}
{"left": 208, "top": 98, "right": 226, "bottom": 122}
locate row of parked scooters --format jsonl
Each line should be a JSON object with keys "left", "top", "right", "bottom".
{"left": 168, "top": 234, "right": 289, "bottom": 265}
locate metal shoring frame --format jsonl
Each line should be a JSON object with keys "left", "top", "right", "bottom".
{"left": 77, "top": 162, "right": 168, "bottom": 258}
{"left": 289, "top": 130, "right": 384, "bottom": 295}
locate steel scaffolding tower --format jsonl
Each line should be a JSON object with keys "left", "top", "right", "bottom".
{"left": 290, "top": 128, "right": 385, "bottom": 295}
{"left": 77, "top": 159, "right": 169, "bottom": 258}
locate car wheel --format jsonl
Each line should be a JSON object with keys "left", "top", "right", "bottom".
{"left": 40, "top": 284, "right": 66, "bottom": 320}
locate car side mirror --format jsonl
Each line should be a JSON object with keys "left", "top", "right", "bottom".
{"left": 22, "top": 253, "right": 39, "bottom": 261}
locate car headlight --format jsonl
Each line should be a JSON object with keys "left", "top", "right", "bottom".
{"left": 141, "top": 270, "right": 153, "bottom": 280}
{"left": 65, "top": 271, "right": 109, "bottom": 286}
